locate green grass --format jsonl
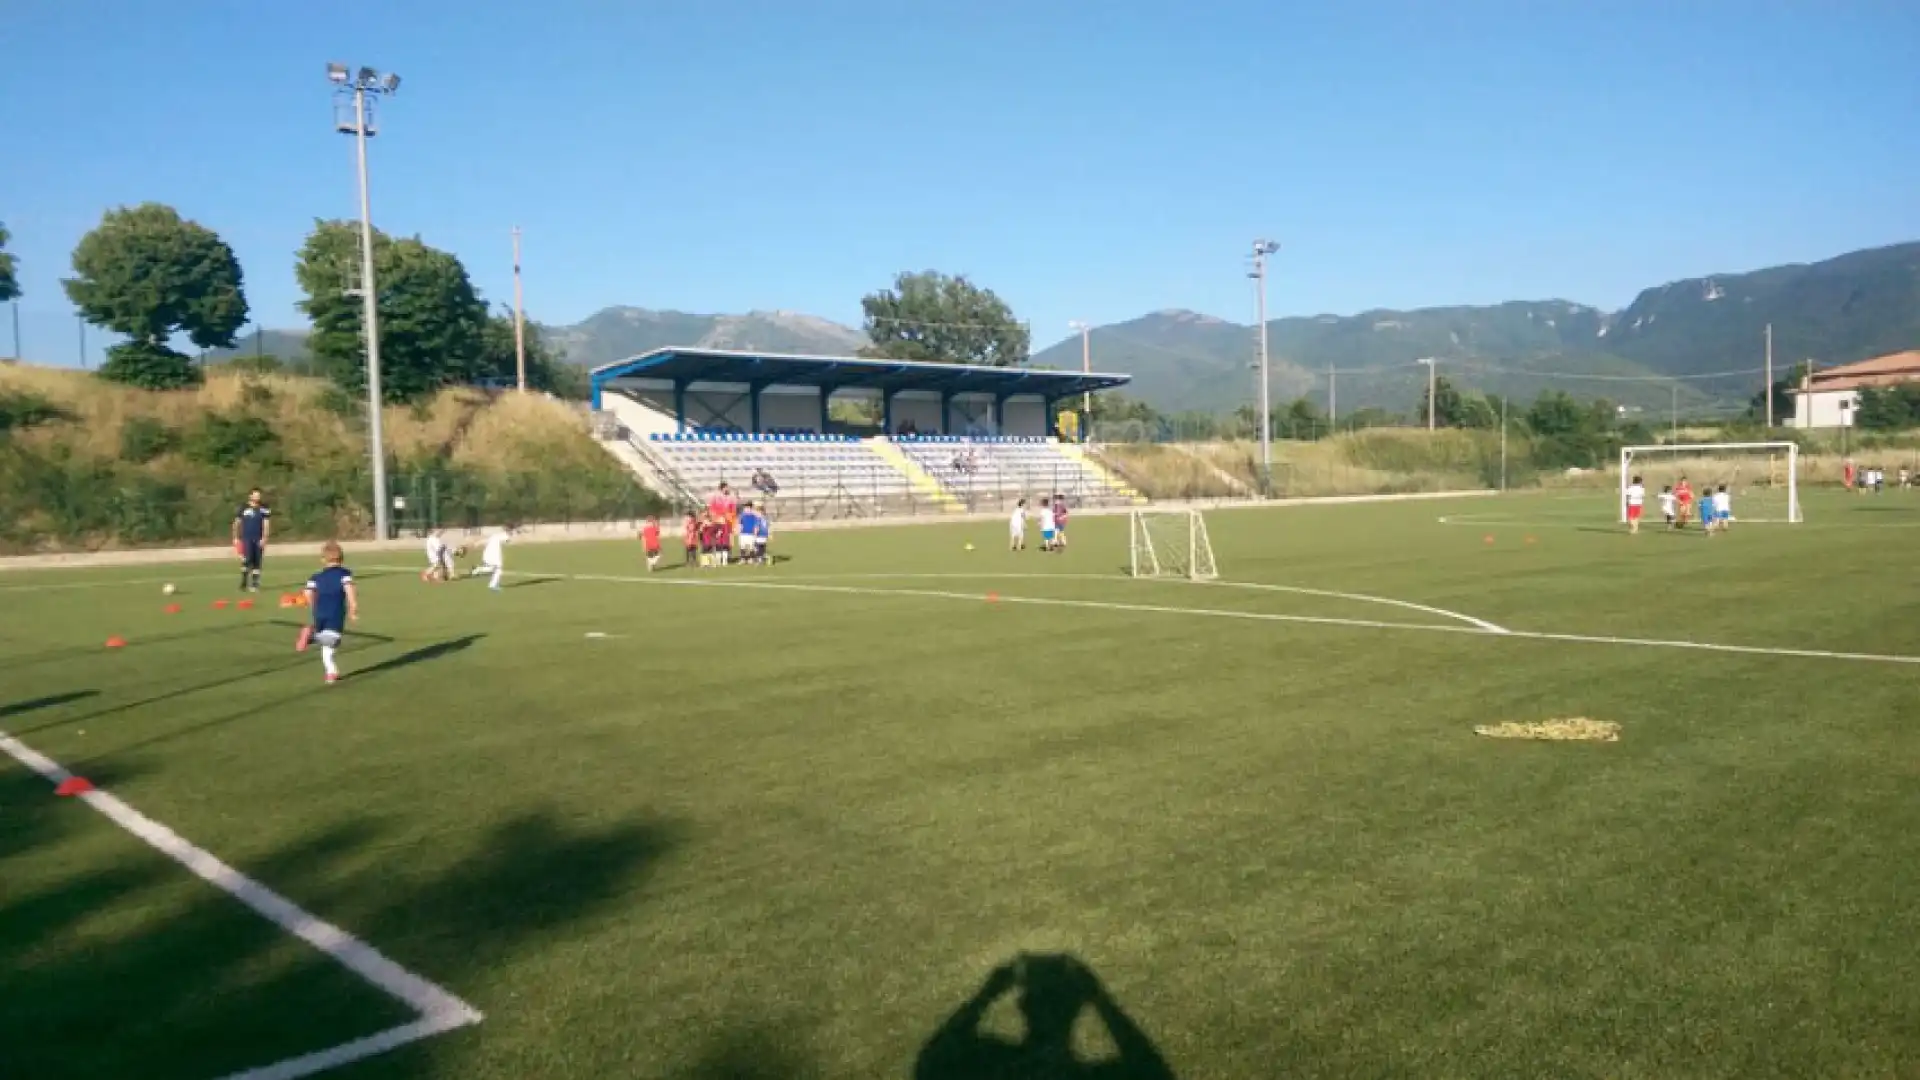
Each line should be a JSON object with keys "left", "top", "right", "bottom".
{"left": 6, "top": 488, "right": 1920, "bottom": 1079}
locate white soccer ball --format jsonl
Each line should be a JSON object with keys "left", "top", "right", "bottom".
{"left": 162, "top": 583, "right": 177, "bottom": 595}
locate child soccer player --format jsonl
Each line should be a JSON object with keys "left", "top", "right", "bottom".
{"left": 470, "top": 529, "right": 509, "bottom": 590}
{"left": 295, "top": 541, "right": 357, "bottom": 684}
{"left": 1674, "top": 476, "right": 1694, "bottom": 529}
{"left": 1697, "top": 483, "right": 1719, "bottom": 535}
{"left": 736, "top": 502, "right": 764, "bottom": 565}
{"left": 422, "top": 529, "right": 453, "bottom": 583}
{"left": 1009, "top": 499, "right": 1027, "bottom": 552}
{"left": 1038, "top": 499, "right": 1058, "bottom": 552}
{"left": 1051, "top": 496, "right": 1069, "bottom": 550}
{"left": 683, "top": 510, "right": 700, "bottom": 567}
{"left": 1712, "top": 484, "right": 1732, "bottom": 531}
{"left": 1624, "top": 474, "right": 1646, "bottom": 534}
{"left": 751, "top": 504, "right": 770, "bottom": 563}
{"left": 1658, "top": 484, "right": 1677, "bottom": 528}
{"left": 231, "top": 488, "right": 272, "bottom": 593}
{"left": 640, "top": 516, "right": 662, "bottom": 571}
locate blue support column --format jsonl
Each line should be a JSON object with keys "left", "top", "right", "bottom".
{"left": 993, "top": 394, "right": 1007, "bottom": 433}
{"left": 674, "top": 379, "right": 688, "bottom": 434}
{"left": 883, "top": 390, "right": 895, "bottom": 434}
{"left": 1045, "top": 396, "right": 1060, "bottom": 438}
{"left": 749, "top": 380, "right": 767, "bottom": 435}
{"left": 940, "top": 392, "right": 953, "bottom": 435}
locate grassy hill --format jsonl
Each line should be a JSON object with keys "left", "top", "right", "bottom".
{"left": 0, "top": 365, "right": 660, "bottom": 553}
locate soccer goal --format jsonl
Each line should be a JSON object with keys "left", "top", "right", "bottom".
{"left": 1619, "top": 442, "right": 1802, "bottom": 523}
{"left": 1129, "top": 509, "right": 1219, "bottom": 580}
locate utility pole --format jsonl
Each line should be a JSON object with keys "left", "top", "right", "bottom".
{"left": 1327, "top": 363, "right": 1336, "bottom": 431}
{"left": 77, "top": 316, "right": 86, "bottom": 369}
{"left": 1499, "top": 394, "right": 1508, "bottom": 491}
{"left": 1670, "top": 383, "right": 1678, "bottom": 443}
{"left": 1417, "top": 357, "right": 1437, "bottom": 430}
{"left": 330, "top": 62, "right": 402, "bottom": 541}
{"left": 8, "top": 300, "right": 18, "bottom": 361}
{"left": 1249, "top": 239, "right": 1279, "bottom": 487}
{"left": 1068, "top": 320, "right": 1092, "bottom": 442}
{"left": 512, "top": 226, "right": 527, "bottom": 393}
{"left": 1764, "top": 322, "right": 1774, "bottom": 429}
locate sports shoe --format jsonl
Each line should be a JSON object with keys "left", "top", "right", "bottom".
{"left": 325, "top": 672, "right": 340, "bottom": 683}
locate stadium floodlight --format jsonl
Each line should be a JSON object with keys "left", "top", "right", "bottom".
{"left": 1247, "top": 239, "right": 1280, "bottom": 491}
{"left": 1416, "top": 357, "right": 1437, "bottom": 430}
{"left": 329, "top": 63, "right": 405, "bottom": 541}
{"left": 1129, "top": 508, "right": 1218, "bottom": 580}
{"left": 1619, "top": 441, "right": 1801, "bottom": 524}
{"left": 1068, "top": 320, "right": 1092, "bottom": 442}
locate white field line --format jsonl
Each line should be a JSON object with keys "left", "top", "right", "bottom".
{"left": 536, "top": 569, "right": 1920, "bottom": 668}
{"left": 713, "top": 571, "right": 1511, "bottom": 635}
{"left": 0, "top": 734, "right": 482, "bottom": 1080}
{"left": 0, "top": 571, "right": 238, "bottom": 593}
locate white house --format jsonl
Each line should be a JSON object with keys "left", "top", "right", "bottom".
{"left": 1792, "top": 350, "right": 1920, "bottom": 428}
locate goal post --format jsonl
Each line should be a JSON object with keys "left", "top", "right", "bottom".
{"left": 1619, "top": 442, "right": 1801, "bottom": 523}
{"left": 1129, "top": 508, "right": 1219, "bottom": 580}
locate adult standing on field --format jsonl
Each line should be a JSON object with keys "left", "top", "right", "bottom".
{"left": 232, "top": 487, "right": 272, "bottom": 593}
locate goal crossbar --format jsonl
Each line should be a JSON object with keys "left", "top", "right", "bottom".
{"left": 1620, "top": 441, "right": 1801, "bottom": 523}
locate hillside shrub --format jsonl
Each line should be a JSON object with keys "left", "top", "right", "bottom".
{"left": 0, "top": 389, "right": 71, "bottom": 434}
{"left": 182, "top": 411, "right": 283, "bottom": 469}
{"left": 119, "top": 416, "right": 181, "bottom": 463}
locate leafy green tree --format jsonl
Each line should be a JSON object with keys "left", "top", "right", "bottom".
{"left": 1417, "top": 374, "right": 1468, "bottom": 428}
{"left": 296, "top": 220, "right": 487, "bottom": 403}
{"left": 64, "top": 204, "right": 249, "bottom": 389}
{"left": 1455, "top": 393, "right": 1498, "bottom": 430}
{"left": 1275, "top": 396, "right": 1325, "bottom": 439}
{"left": 1854, "top": 385, "right": 1920, "bottom": 430}
{"left": 478, "top": 308, "right": 585, "bottom": 398}
{"left": 860, "top": 271, "right": 1028, "bottom": 366}
{"left": 0, "top": 220, "right": 21, "bottom": 305}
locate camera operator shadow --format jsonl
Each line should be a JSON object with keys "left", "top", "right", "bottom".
{"left": 913, "top": 952, "right": 1177, "bottom": 1079}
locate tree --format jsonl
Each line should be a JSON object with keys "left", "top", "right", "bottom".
{"left": 296, "top": 220, "right": 487, "bottom": 403}
{"left": 1275, "top": 396, "right": 1325, "bottom": 439}
{"left": 1854, "top": 385, "right": 1920, "bottom": 431}
{"left": 1417, "top": 374, "right": 1468, "bottom": 428}
{"left": 0, "top": 220, "right": 20, "bottom": 304}
{"left": 64, "top": 204, "right": 249, "bottom": 389}
{"left": 477, "top": 307, "right": 586, "bottom": 399}
{"left": 860, "top": 271, "right": 1028, "bottom": 366}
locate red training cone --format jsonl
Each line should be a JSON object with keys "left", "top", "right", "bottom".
{"left": 213, "top": 598, "right": 230, "bottom": 609}
{"left": 985, "top": 592, "right": 1000, "bottom": 603}
{"left": 163, "top": 603, "right": 181, "bottom": 615}
{"left": 104, "top": 636, "right": 127, "bottom": 649}
{"left": 236, "top": 598, "right": 255, "bottom": 610}
{"left": 1483, "top": 535, "right": 1496, "bottom": 545}
{"left": 55, "top": 776, "right": 95, "bottom": 797}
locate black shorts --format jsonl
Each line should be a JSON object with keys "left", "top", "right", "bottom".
{"left": 241, "top": 540, "right": 264, "bottom": 570}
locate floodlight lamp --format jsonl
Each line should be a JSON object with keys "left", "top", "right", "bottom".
{"left": 1253, "top": 239, "right": 1279, "bottom": 256}
{"left": 382, "top": 73, "right": 401, "bottom": 93}
{"left": 358, "top": 66, "right": 377, "bottom": 86}
{"left": 327, "top": 62, "right": 349, "bottom": 84}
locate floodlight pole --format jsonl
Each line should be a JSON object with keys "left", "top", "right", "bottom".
{"left": 1249, "top": 240, "right": 1279, "bottom": 486}
{"left": 513, "top": 226, "right": 527, "bottom": 392}
{"left": 1764, "top": 322, "right": 1774, "bottom": 428}
{"left": 8, "top": 300, "right": 18, "bottom": 361}
{"left": 1418, "top": 357, "right": 1437, "bottom": 430}
{"left": 333, "top": 64, "right": 399, "bottom": 541}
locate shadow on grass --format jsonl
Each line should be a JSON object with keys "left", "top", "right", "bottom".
{"left": 0, "top": 803, "right": 682, "bottom": 1080}
{"left": 350, "top": 634, "right": 485, "bottom": 680}
{"left": 0, "top": 690, "right": 100, "bottom": 720}
{"left": 916, "top": 952, "right": 1178, "bottom": 1079}
{"left": 11, "top": 656, "right": 318, "bottom": 738}
{"left": 505, "top": 576, "right": 559, "bottom": 590}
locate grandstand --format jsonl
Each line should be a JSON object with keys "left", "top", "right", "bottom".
{"left": 589, "top": 348, "right": 1143, "bottom": 517}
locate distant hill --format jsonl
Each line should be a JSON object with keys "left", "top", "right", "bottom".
{"left": 1033, "top": 241, "right": 1920, "bottom": 415}
{"left": 542, "top": 308, "right": 866, "bottom": 368}
{"left": 202, "top": 329, "right": 313, "bottom": 365}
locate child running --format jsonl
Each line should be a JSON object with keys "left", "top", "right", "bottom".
{"left": 470, "top": 529, "right": 510, "bottom": 590}
{"left": 1658, "top": 484, "right": 1677, "bottom": 528}
{"left": 1624, "top": 474, "right": 1646, "bottom": 534}
{"left": 295, "top": 541, "right": 358, "bottom": 684}
{"left": 1698, "top": 483, "right": 1719, "bottom": 535}
{"left": 1009, "top": 499, "right": 1028, "bottom": 552}
{"left": 1674, "top": 477, "right": 1694, "bottom": 529}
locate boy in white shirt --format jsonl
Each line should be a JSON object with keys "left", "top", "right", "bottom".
{"left": 1008, "top": 499, "right": 1027, "bottom": 552}
{"left": 1711, "top": 485, "right": 1732, "bottom": 531}
{"left": 1039, "top": 501, "right": 1058, "bottom": 551}
{"left": 470, "top": 530, "right": 510, "bottom": 591}
{"left": 1657, "top": 485, "right": 1678, "bottom": 528}
{"left": 1624, "top": 475, "right": 1646, "bottom": 534}
{"left": 421, "top": 530, "right": 453, "bottom": 582}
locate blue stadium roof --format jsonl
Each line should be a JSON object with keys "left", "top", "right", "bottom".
{"left": 589, "top": 347, "right": 1130, "bottom": 409}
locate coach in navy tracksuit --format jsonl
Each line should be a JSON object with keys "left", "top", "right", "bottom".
{"left": 231, "top": 488, "right": 272, "bottom": 593}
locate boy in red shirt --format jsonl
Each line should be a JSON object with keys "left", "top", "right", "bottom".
{"left": 683, "top": 511, "right": 701, "bottom": 567}
{"left": 640, "top": 516, "right": 662, "bottom": 571}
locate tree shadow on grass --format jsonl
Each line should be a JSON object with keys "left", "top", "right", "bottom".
{"left": 0, "top": 689, "right": 100, "bottom": 721}
{"left": 916, "top": 953, "right": 1178, "bottom": 1080}
{"left": 0, "top": 802, "right": 682, "bottom": 1080}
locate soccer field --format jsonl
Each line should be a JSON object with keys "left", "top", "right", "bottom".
{"left": 6, "top": 489, "right": 1920, "bottom": 1079}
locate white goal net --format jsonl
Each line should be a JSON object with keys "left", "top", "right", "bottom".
{"left": 1619, "top": 442, "right": 1801, "bottom": 523}
{"left": 1129, "top": 509, "right": 1219, "bottom": 580}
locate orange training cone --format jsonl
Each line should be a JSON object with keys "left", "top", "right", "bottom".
{"left": 163, "top": 603, "right": 181, "bottom": 615}
{"left": 1483, "top": 535, "right": 1495, "bottom": 545}
{"left": 55, "top": 776, "right": 95, "bottom": 797}
{"left": 985, "top": 592, "right": 1000, "bottom": 603}
{"left": 236, "top": 598, "right": 254, "bottom": 610}
{"left": 104, "top": 636, "right": 127, "bottom": 649}
{"left": 213, "top": 599, "right": 230, "bottom": 610}
{"left": 278, "top": 594, "right": 295, "bottom": 609}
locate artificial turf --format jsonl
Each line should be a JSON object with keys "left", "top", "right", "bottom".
{"left": 4, "top": 489, "right": 1920, "bottom": 1079}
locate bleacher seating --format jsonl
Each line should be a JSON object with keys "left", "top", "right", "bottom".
{"left": 890, "top": 435, "right": 1136, "bottom": 510}
{"left": 646, "top": 432, "right": 929, "bottom": 518}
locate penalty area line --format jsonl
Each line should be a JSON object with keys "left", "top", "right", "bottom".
{"left": 0, "top": 733, "right": 482, "bottom": 1080}
{"left": 560, "top": 570, "right": 1920, "bottom": 668}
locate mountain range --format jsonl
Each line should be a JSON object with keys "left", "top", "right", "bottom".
{"left": 213, "top": 240, "right": 1920, "bottom": 416}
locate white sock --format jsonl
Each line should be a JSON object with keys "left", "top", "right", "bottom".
{"left": 321, "top": 645, "right": 338, "bottom": 676}
{"left": 489, "top": 567, "right": 503, "bottom": 588}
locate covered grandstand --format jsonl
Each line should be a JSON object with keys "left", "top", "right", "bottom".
{"left": 588, "top": 348, "right": 1146, "bottom": 517}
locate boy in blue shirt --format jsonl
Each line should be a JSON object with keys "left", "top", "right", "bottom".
{"left": 295, "top": 541, "right": 358, "bottom": 683}
{"left": 751, "top": 505, "right": 770, "bottom": 563}
{"left": 1698, "top": 485, "right": 1719, "bottom": 535}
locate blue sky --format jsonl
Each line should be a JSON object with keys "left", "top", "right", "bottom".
{"left": 3, "top": 0, "right": 1917, "bottom": 366}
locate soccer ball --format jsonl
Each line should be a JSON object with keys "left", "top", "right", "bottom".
{"left": 162, "top": 583, "right": 177, "bottom": 595}
{"left": 965, "top": 542, "right": 975, "bottom": 552}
